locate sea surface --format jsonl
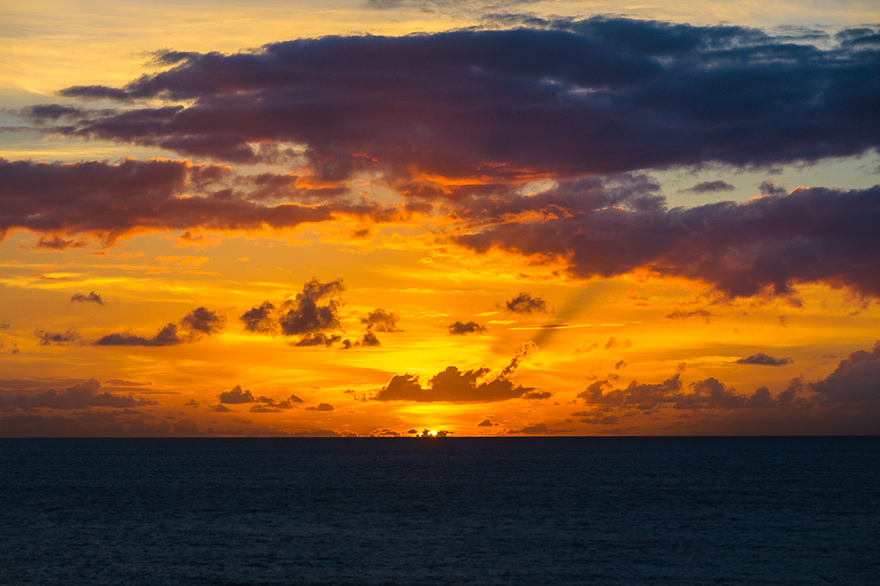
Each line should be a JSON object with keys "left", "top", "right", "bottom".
{"left": 0, "top": 437, "right": 878, "bottom": 585}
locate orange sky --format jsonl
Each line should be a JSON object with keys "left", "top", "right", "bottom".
{"left": 1, "top": 1, "right": 879, "bottom": 436}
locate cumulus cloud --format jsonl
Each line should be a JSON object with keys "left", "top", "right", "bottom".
{"left": 811, "top": 341, "right": 880, "bottom": 404}
{"left": 240, "top": 301, "right": 276, "bottom": 335}
{"left": 306, "top": 402, "right": 334, "bottom": 411}
{"left": 448, "top": 320, "right": 487, "bottom": 335}
{"left": 505, "top": 293, "right": 548, "bottom": 314}
{"left": 94, "top": 307, "right": 225, "bottom": 346}
{"left": 219, "top": 385, "right": 255, "bottom": 404}
{"left": 578, "top": 373, "right": 778, "bottom": 411}
{"left": 374, "top": 345, "right": 537, "bottom": 402}
{"left": 736, "top": 353, "right": 793, "bottom": 366}
{"left": 361, "top": 308, "right": 401, "bottom": 332}
{"left": 242, "top": 279, "right": 344, "bottom": 343}
{"left": 0, "top": 379, "right": 156, "bottom": 411}
{"left": 71, "top": 291, "right": 103, "bottom": 304}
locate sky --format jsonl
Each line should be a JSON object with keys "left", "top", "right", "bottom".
{"left": 1, "top": 0, "right": 879, "bottom": 437}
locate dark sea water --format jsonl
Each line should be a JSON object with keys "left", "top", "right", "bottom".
{"left": 0, "top": 437, "right": 878, "bottom": 586}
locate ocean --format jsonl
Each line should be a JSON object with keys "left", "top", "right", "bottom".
{"left": 1, "top": 437, "right": 877, "bottom": 585}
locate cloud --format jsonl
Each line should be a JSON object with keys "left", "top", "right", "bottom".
{"left": 736, "top": 353, "right": 793, "bottom": 366}
{"left": 759, "top": 180, "right": 788, "bottom": 196}
{"left": 578, "top": 373, "right": 777, "bottom": 411}
{"left": 374, "top": 346, "right": 537, "bottom": 402}
{"left": 811, "top": 341, "right": 880, "bottom": 404}
{"left": 361, "top": 308, "right": 401, "bottom": 332}
{"left": 180, "top": 306, "right": 226, "bottom": 336}
{"left": 0, "top": 379, "right": 156, "bottom": 411}
{"left": 240, "top": 301, "right": 276, "bottom": 334}
{"left": 241, "top": 280, "right": 394, "bottom": 348}
{"left": 35, "top": 329, "right": 83, "bottom": 346}
{"left": 508, "top": 423, "right": 551, "bottom": 435}
{"left": 448, "top": 320, "right": 487, "bottom": 335}
{"left": 279, "top": 278, "right": 345, "bottom": 336}
{"left": 94, "top": 307, "right": 225, "bottom": 346}
{"left": 689, "top": 180, "right": 735, "bottom": 193}
{"left": 665, "top": 309, "right": 713, "bottom": 322}
{"left": 0, "top": 158, "right": 389, "bottom": 245}
{"left": 305, "top": 402, "right": 334, "bottom": 411}
{"left": 505, "top": 293, "right": 548, "bottom": 314}
{"left": 477, "top": 418, "right": 496, "bottom": 427}
{"left": 27, "top": 18, "right": 880, "bottom": 183}
{"left": 71, "top": 291, "right": 104, "bottom": 305}
{"left": 456, "top": 183, "right": 880, "bottom": 298}
{"left": 219, "top": 385, "right": 254, "bottom": 404}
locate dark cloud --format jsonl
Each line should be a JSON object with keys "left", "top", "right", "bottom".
{"left": 278, "top": 279, "right": 345, "bottom": 336}
{"left": 0, "top": 379, "right": 156, "bottom": 411}
{"left": 241, "top": 280, "right": 392, "bottom": 348}
{"left": 71, "top": 291, "right": 104, "bottom": 305}
{"left": 35, "top": 329, "right": 83, "bottom": 346}
{"left": 578, "top": 373, "right": 776, "bottom": 411}
{"left": 737, "top": 352, "right": 793, "bottom": 366}
{"left": 240, "top": 301, "right": 276, "bottom": 334}
{"left": 293, "top": 333, "right": 342, "bottom": 347}
{"left": 689, "top": 180, "right": 735, "bottom": 193}
{"left": 361, "top": 308, "right": 401, "bottom": 332}
{"left": 508, "top": 423, "right": 551, "bottom": 435}
{"left": 477, "top": 418, "right": 496, "bottom": 427}
{"left": 448, "top": 320, "right": 487, "bottom": 335}
{"left": 94, "top": 323, "right": 184, "bottom": 347}
{"left": 505, "top": 292, "right": 548, "bottom": 314}
{"left": 219, "top": 385, "right": 255, "bottom": 404}
{"left": 36, "top": 235, "right": 88, "bottom": 249}
{"left": 522, "top": 390, "right": 552, "bottom": 400}
{"left": 0, "top": 158, "right": 389, "bottom": 245}
{"left": 180, "top": 306, "right": 226, "bottom": 336}
{"left": 456, "top": 184, "right": 880, "bottom": 298}
{"left": 375, "top": 345, "right": 536, "bottom": 402}
{"left": 305, "top": 402, "right": 334, "bottom": 411}
{"left": 759, "top": 180, "right": 788, "bottom": 196}
{"left": 811, "top": 341, "right": 880, "bottom": 404}
{"left": 27, "top": 18, "right": 879, "bottom": 183}
{"left": 94, "top": 307, "right": 225, "bottom": 346}
{"left": 665, "top": 309, "right": 714, "bottom": 322}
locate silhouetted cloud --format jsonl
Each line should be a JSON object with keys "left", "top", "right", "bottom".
{"left": 508, "top": 423, "right": 550, "bottom": 435}
{"left": 737, "top": 353, "right": 793, "bottom": 366}
{"left": 505, "top": 293, "right": 548, "bottom": 314}
{"left": 279, "top": 279, "right": 345, "bottom": 336}
{"left": 306, "top": 402, "right": 334, "bottom": 411}
{"left": 811, "top": 341, "right": 880, "bottom": 404}
{"left": 578, "top": 373, "right": 777, "bottom": 410}
{"left": 0, "top": 379, "right": 156, "bottom": 411}
{"left": 94, "top": 307, "right": 225, "bottom": 346}
{"left": 689, "top": 180, "right": 735, "bottom": 193}
{"left": 448, "top": 320, "right": 487, "bottom": 335}
{"left": 35, "top": 329, "right": 83, "bottom": 346}
{"left": 71, "top": 291, "right": 104, "bottom": 304}
{"left": 375, "top": 345, "right": 536, "bottom": 402}
{"left": 219, "top": 385, "right": 254, "bottom": 404}
{"left": 361, "top": 308, "right": 401, "bottom": 332}
{"left": 240, "top": 301, "right": 276, "bottom": 334}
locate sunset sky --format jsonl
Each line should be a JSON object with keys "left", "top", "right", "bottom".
{"left": 1, "top": 0, "right": 879, "bottom": 436}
